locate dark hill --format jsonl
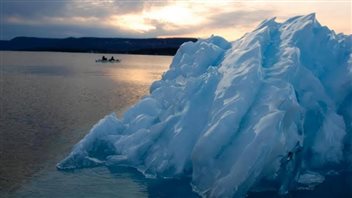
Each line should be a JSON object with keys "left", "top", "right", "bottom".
{"left": 0, "top": 37, "right": 198, "bottom": 55}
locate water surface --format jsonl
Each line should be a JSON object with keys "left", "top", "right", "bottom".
{"left": 1, "top": 51, "right": 199, "bottom": 197}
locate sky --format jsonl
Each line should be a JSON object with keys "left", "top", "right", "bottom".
{"left": 0, "top": 0, "right": 351, "bottom": 41}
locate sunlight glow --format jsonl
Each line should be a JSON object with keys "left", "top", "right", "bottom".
{"left": 144, "top": 4, "right": 204, "bottom": 27}
{"left": 109, "top": 4, "right": 206, "bottom": 33}
{"left": 110, "top": 15, "right": 156, "bottom": 33}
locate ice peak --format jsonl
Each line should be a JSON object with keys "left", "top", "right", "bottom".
{"left": 255, "top": 13, "right": 318, "bottom": 32}
{"left": 285, "top": 13, "right": 320, "bottom": 28}
{"left": 302, "top": 12, "right": 316, "bottom": 21}
{"left": 285, "top": 13, "right": 316, "bottom": 22}
{"left": 256, "top": 17, "right": 278, "bottom": 30}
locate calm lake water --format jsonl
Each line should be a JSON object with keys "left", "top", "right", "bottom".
{"left": 1, "top": 51, "right": 350, "bottom": 198}
{"left": 0, "top": 51, "right": 198, "bottom": 198}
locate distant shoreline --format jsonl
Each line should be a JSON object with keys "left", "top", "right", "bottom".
{"left": 0, "top": 50, "right": 175, "bottom": 56}
{"left": 0, "top": 37, "right": 197, "bottom": 56}
{"left": 0, "top": 49, "right": 177, "bottom": 56}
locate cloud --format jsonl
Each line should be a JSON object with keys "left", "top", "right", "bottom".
{"left": 1, "top": 22, "right": 145, "bottom": 39}
{"left": 1, "top": 0, "right": 69, "bottom": 18}
{"left": 128, "top": 8, "right": 275, "bottom": 39}
{"left": 1, "top": 0, "right": 170, "bottom": 39}
{"left": 1, "top": 0, "right": 145, "bottom": 20}
{"left": 0, "top": 0, "right": 350, "bottom": 40}
{"left": 207, "top": 10, "right": 275, "bottom": 29}
{"left": 0, "top": 0, "right": 274, "bottom": 40}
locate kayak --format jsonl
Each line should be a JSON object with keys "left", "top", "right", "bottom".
{"left": 95, "top": 59, "right": 121, "bottom": 63}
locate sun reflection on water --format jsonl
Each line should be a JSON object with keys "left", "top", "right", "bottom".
{"left": 105, "top": 67, "right": 165, "bottom": 85}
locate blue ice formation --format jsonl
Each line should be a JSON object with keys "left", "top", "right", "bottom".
{"left": 57, "top": 14, "right": 352, "bottom": 197}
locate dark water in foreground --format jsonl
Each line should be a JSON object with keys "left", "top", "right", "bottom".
{"left": 0, "top": 51, "right": 199, "bottom": 197}
{"left": 1, "top": 51, "right": 351, "bottom": 198}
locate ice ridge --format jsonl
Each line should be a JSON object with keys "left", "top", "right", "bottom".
{"left": 57, "top": 14, "right": 352, "bottom": 197}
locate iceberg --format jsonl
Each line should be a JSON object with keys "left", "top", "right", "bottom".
{"left": 57, "top": 14, "right": 352, "bottom": 197}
